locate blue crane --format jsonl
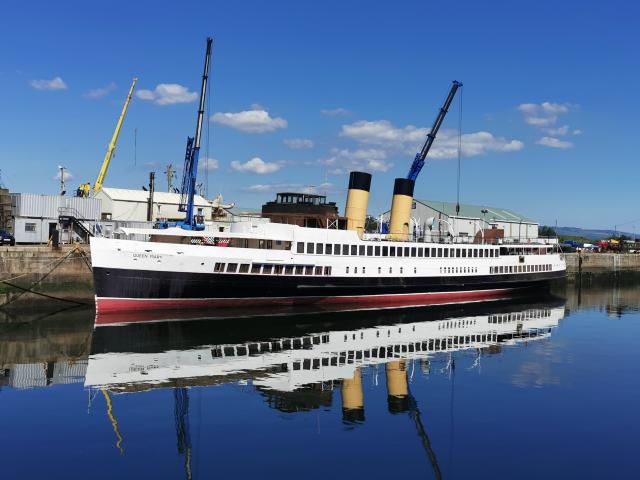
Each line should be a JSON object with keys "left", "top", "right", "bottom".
{"left": 178, "top": 37, "right": 213, "bottom": 230}
{"left": 406, "top": 80, "right": 462, "bottom": 182}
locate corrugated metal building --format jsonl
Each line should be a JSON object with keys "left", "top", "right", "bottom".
{"left": 11, "top": 193, "right": 102, "bottom": 244}
{"left": 95, "top": 187, "right": 212, "bottom": 222}
{"left": 381, "top": 199, "right": 538, "bottom": 241}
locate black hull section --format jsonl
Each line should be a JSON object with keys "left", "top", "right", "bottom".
{"left": 93, "top": 267, "right": 565, "bottom": 300}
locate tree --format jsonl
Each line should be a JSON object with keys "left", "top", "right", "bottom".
{"left": 539, "top": 226, "right": 557, "bottom": 237}
{"left": 365, "top": 215, "right": 379, "bottom": 233}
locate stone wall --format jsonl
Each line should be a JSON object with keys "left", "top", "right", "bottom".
{"left": 564, "top": 253, "right": 640, "bottom": 274}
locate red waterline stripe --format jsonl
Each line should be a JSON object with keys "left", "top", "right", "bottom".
{"left": 95, "top": 289, "right": 514, "bottom": 323}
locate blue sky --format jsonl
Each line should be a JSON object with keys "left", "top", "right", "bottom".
{"left": 0, "top": 0, "right": 638, "bottom": 229}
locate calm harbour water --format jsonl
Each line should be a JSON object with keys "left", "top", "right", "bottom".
{"left": 1, "top": 277, "right": 639, "bottom": 479}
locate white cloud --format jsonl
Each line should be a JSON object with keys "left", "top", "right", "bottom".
{"left": 518, "top": 102, "right": 571, "bottom": 126}
{"left": 246, "top": 182, "right": 336, "bottom": 194}
{"left": 321, "top": 107, "right": 351, "bottom": 117}
{"left": 30, "top": 76, "right": 67, "bottom": 91}
{"left": 573, "top": 129, "right": 583, "bottom": 136}
{"left": 319, "top": 148, "right": 393, "bottom": 175}
{"left": 231, "top": 157, "right": 282, "bottom": 174}
{"left": 543, "top": 125, "right": 569, "bottom": 136}
{"left": 84, "top": 82, "right": 116, "bottom": 99}
{"left": 53, "top": 169, "right": 73, "bottom": 181}
{"left": 284, "top": 138, "right": 314, "bottom": 149}
{"left": 536, "top": 136, "right": 574, "bottom": 149}
{"left": 211, "top": 109, "right": 287, "bottom": 133}
{"left": 200, "top": 157, "right": 219, "bottom": 170}
{"left": 340, "top": 120, "right": 523, "bottom": 159}
{"left": 135, "top": 83, "right": 197, "bottom": 105}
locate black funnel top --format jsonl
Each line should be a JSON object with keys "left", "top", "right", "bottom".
{"left": 393, "top": 178, "right": 415, "bottom": 197}
{"left": 348, "top": 171, "right": 372, "bottom": 192}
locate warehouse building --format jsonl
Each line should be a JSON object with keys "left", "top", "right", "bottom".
{"left": 381, "top": 199, "right": 538, "bottom": 242}
{"left": 94, "top": 187, "right": 212, "bottom": 222}
{"left": 11, "top": 193, "right": 101, "bottom": 244}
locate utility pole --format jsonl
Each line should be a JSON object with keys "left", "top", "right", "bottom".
{"left": 58, "top": 165, "right": 66, "bottom": 195}
{"left": 165, "top": 164, "right": 175, "bottom": 192}
{"left": 147, "top": 171, "right": 155, "bottom": 222}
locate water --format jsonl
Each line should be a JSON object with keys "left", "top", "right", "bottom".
{"left": 1, "top": 278, "right": 639, "bottom": 479}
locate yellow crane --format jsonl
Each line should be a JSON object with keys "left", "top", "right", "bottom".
{"left": 78, "top": 77, "right": 137, "bottom": 197}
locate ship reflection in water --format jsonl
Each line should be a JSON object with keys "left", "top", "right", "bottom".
{"left": 84, "top": 296, "right": 564, "bottom": 477}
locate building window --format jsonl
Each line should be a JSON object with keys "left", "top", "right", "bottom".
{"left": 25, "top": 222, "right": 36, "bottom": 232}
{"left": 316, "top": 243, "right": 324, "bottom": 254}
{"left": 307, "top": 243, "right": 315, "bottom": 254}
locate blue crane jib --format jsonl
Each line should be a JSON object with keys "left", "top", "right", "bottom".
{"left": 178, "top": 37, "right": 213, "bottom": 231}
{"left": 406, "top": 80, "right": 462, "bottom": 182}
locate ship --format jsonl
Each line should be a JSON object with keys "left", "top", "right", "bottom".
{"left": 90, "top": 38, "right": 566, "bottom": 315}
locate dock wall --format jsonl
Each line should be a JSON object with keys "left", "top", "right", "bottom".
{"left": 0, "top": 245, "right": 94, "bottom": 308}
{"left": 564, "top": 253, "right": 640, "bottom": 275}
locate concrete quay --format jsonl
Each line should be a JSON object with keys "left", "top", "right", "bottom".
{"left": 564, "top": 253, "right": 640, "bottom": 275}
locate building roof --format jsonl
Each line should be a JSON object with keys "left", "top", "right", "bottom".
{"left": 224, "top": 206, "right": 262, "bottom": 217}
{"left": 416, "top": 199, "right": 536, "bottom": 224}
{"left": 100, "top": 187, "right": 210, "bottom": 207}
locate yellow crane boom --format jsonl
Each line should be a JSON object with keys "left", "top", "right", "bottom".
{"left": 93, "top": 77, "right": 138, "bottom": 194}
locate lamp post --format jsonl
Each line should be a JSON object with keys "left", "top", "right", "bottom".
{"left": 58, "top": 165, "right": 66, "bottom": 195}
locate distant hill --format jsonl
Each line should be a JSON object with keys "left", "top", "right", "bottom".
{"left": 551, "top": 226, "right": 636, "bottom": 241}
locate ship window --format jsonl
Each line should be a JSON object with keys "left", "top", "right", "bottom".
{"left": 490, "top": 266, "right": 493, "bottom": 274}
{"left": 426, "top": 248, "right": 430, "bottom": 257}
{"left": 342, "top": 244, "right": 349, "bottom": 255}
{"left": 285, "top": 265, "right": 294, "bottom": 275}
{"left": 239, "top": 264, "right": 250, "bottom": 273}
{"left": 400, "top": 267, "right": 404, "bottom": 274}
{"left": 375, "top": 246, "right": 381, "bottom": 256}
{"left": 305, "top": 266, "right": 314, "bottom": 275}
{"left": 430, "top": 247, "right": 435, "bottom": 257}
{"left": 362, "top": 267, "right": 366, "bottom": 274}
{"left": 226, "top": 263, "right": 238, "bottom": 273}
{"left": 325, "top": 244, "right": 333, "bottom": 255}
{"left": 296, "top": 243, "right": 304, "bottom": 253}
{"left": 389, "top": 267, "right": 393, "bottom": 274}
{"left": 351, "top": 245, "right": 357, "bottom": 255}
{"left": 405, "top": 247, "right": 410, "bottom": 256}
{"left": 324, "top": 266, "right": 332, "bottom": 275}
{"left": 444, "top": 248, "right": 449, "bottom": 258}
{"left": 251, "top": 264, "right": 261, "bottom": 274}
{"left": 316, "top": 243, "right": 324, "bottom": 254}
{"left": 346, "top": 266, "right": 350, "bottom": 274}
{"left": 334, "top": 243, "right": 341, "bottom": 255}
{"left": 214, "top": 262, "right": 225, "bottom": 272}
{"left": 390, "top": 246, "right": 396, "bottom": 256}
{"left": 315, "top": 266, "right": 323, "bottom": 275}
{"left": 411, "top": 247, "right": 416, "bottom": 257}
{"left": 274, "top": 265, "right": 283, "bottom": 275}
{"left": 262, "top": 265, "right": 274, "bottom": 274}
{"left": 306, "top": 242, "right": 314, "bottom": 254}
{"left": 295, "top": 265, "right": 304, "bottom": 275}
{"left": 378, "top": 267, "right": 382, "bottom": 274}
{"left": 414, "top": 267, "right": 417, "bottom": 274}
{"left": 397, "top": 247, "right": 403, "bottom": 257}
{"left": 359, "top": 245, "right": 365, "bottom": 256}
{"left": 474, "top": 249, "right": 478, "bottom": 257}
{"left": 354, "top": 267, "right": 358, "bottom": 274}
{"left": 382, "top": 246, "right": 388, "bottom": 256}
{"left": 509, "top": 266, "right": 513, "bottom": 273}
{"left": 367, "top": 245, "right": 373, "bottom": 256}
{"left": 462, "top": 249, "right": 467, "bottom": 258}
{"left": 418, "top": 248, "right": 424, "bottom": 257}
{"left": 437, "top": 248, "right": 442, "bottom": 257}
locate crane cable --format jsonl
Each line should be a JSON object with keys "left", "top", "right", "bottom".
{"left": 455, "top": 85, "right": 463, "bottom": 215}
